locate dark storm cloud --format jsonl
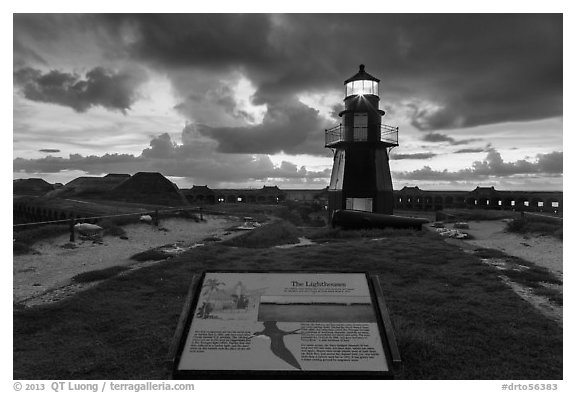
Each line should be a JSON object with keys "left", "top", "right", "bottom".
{"left": 38, "top": 149, "right": 60, "bottom": 153}
{"left": 196, "top": 99, "right": 330, "bottom": 155}
{"left": 391, "top": 152, "right": 437, "bottom": 160}
{"left": 65, "top": 14, "right": 558, "bottom": 140}
{"left": 422, "top": 133, "right": 480, "bottom": 145}
{"left": 111, "top": 14, "right": 276, "bottom": 71}
{"left": 175, "top": 84, "right": 258, "bottom": 124}
{"left": 395, "top": 150, "right": 563, "bottom": 181}
{"left": 13, "top": 14, "right": 562, "bottom": 155}
{"left": 13, "top": 66, "right": 147, "bottom": 113}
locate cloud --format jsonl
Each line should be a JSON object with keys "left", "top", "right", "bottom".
{"left": 395, "top": 150, "right": 563, "bottom": 181}
{"left": 13, "top": 126, "right": 331, "bottom": 186}
{"left": 391, "top": 152, "right": 437, "bottom": 160}
{"left": 454, "top": 147, "right": 487, "bottom": 154}
{"left": 13, "top": 66, "right": 147, "bottom": 113}
{"left": 13, "top": 39, "right": 46, "bottom": 67}
{"left": 197, "top": 98, "right": 331, "bottom": 155}
{"left": 11, "top": 14, "right": 563, "bottom": 165}
{"left": 38, "top": 149, "right": 61, "bottom": 153}
{"left": 12, "top": 13, "right": 563, "bottom": 189}
{"left": 454, "top": 144, "right": 493, "bottom": 154}
{"left": 422, "top": 133, "right": 480, "bottom": 145}
{"left": 43, "top": 14, "right": 559, "bottom": 132}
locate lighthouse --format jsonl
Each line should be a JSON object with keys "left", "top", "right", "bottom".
{"left": 325, "top": 64, "right": 399, "bottom": 220}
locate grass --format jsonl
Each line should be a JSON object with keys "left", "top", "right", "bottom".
{"left": 13, "top": 218, "right": 130, "bottom": 255}
{"left": 13, "top": 224, "right": 70, "bottom": 255}
{"left": 305, "top": 226, "right": 422, "bottom": 241}
{"left": 131, "top": 248, "right": 172, "bottom": 262}
{"left": 13, "top": 229, "right": 562, "bottom": 380}
{"left": 439, "top": 209, "right": 519, "bottom": 222}
{"left": 472, "top": 248, "right": 562, "bottom": 307}
{"left": 222, "top": 220, "right": 301, "bottom": 248}
{"left": 506, "top": 218, "right": 563, "bottom": 240}
{"left": 13, "top": 242, "right": 38, "bottom": 256}
{"left": 13, "top": 224, "right": 69, "bottom": 246}
{"left": 533, "top": 286, "right": 563, "bottom": 306}
{"left": 202, "top": 202, "right": 280, "bottom": 222}
{"left": 71, "top": 266, "right": 131, "bottom": 284}
{"left": 98, "top": 219, "right": 127, "bottom": 238}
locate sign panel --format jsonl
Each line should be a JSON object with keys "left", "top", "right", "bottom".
{"left": 176, "top": 272, "right": 389, "bottom": 374}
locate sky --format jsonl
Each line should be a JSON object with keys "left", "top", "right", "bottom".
{"left": 12, "top": 13, "right": 563, "bottom": 191}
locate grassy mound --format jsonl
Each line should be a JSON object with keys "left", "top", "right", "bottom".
{"left": 222, "top": 220, "right": 301, "bottom": 248}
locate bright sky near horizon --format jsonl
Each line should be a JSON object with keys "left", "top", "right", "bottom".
{"left": 12, "top": 13, "right": 563, "bottom": 191}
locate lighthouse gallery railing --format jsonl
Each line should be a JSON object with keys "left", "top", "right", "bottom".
{"left": 325, "top": 124, "right": 398, "bottom": 147}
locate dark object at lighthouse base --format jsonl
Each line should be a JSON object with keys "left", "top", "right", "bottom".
{"left": 332, "top": 209, "right": 429, "bottom": 230}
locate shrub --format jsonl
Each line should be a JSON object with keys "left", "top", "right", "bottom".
{"left": 98, "top": 219, "right": 127, "bottom": 237}
{"left": 13, "top": 242, "right": 36, "bottom": 255}
{"left": 170, "top": 209, "right": 199, "bottom": 221}
{"left": 222, "top": 220, "right": 301, "bottom": 248}
{"left": 441, "top": 209, "right": 517, "bottom": 221}
{"left": 13, "top": 224, "right": 69, "bottom": 246}
{"left": 506, "top": 218, "right": 562, "bottom": 240}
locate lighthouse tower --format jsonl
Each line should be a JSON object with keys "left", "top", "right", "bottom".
{"left": 325, "top": 64, "right": 398, "bottom": 220}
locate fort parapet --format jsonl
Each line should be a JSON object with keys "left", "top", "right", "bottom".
{"left": 183, "top": 185, "right": 562, "bottom": 214}
{"left": 14, "top": 179, "right": 563, "bottom": 224}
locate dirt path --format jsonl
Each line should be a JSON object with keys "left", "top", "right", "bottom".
{"left": 13, "top": 215, "right": 241, "bottom": 304}
{"left": 430, "top": 219, "right": 563, "bottom": 326}
{"left": 450, "top": 220, "right": 562, "bottom": 276}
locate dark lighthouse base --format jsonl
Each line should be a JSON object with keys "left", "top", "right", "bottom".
{"left": 327, "top": 146, "right": 395, "bottom": 219}
{"left": 331, "top": 209, "right": 429, "bottom": 230}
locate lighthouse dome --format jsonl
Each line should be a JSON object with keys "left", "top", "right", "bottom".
{"left": 344, "top": 64, "right": 380, "bottom": 97}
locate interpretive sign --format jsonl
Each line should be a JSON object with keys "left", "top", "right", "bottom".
{"left": 171, "top": 271, "right": 398, "bottom": 379}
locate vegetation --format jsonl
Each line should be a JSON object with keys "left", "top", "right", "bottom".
{"left": 14, "top": 230, "right": 562, "bottom": 379}
{"left": 305, "top": 226, "right": 423, "bottom": 241}
{"left": 207, "top": 201, "right": 327, "bottom": 227}
{"left": 438, "top": 209, "right": 519, "bottom": 222}
{"left": 13, "top": 242, "right": 38, "bottom": 256}
{"left": 276, "top": 201, "right": 327, "bottom": 227}
{"left": 506, "top": 217, "right": 562, "bottom": 240}
{"left": 71, "top": 266, "right": 130, "bottom": 284}
{"left": 169, "top": 209, "right": 199, "bottom": 221}
{"left": 473, "top": 248, "right": 562, "bottom": 306}
{"left": 98, "top": 219, "right": 127, "bottom": 238}
{"left": 13, "top": 217, "right": 132, "bottom": 255}
{"left": 222, "top": 220, "right": 301, "bottom": 248}
{"left": 131, "top": 247, "right": 174, "bottom": 262}
{"left": 13, "top": 224, "right": 70, "bottom": 255}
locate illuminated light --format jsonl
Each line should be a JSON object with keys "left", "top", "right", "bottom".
{"left": 345, "top": 80, "right": 379, "bottom": 97}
